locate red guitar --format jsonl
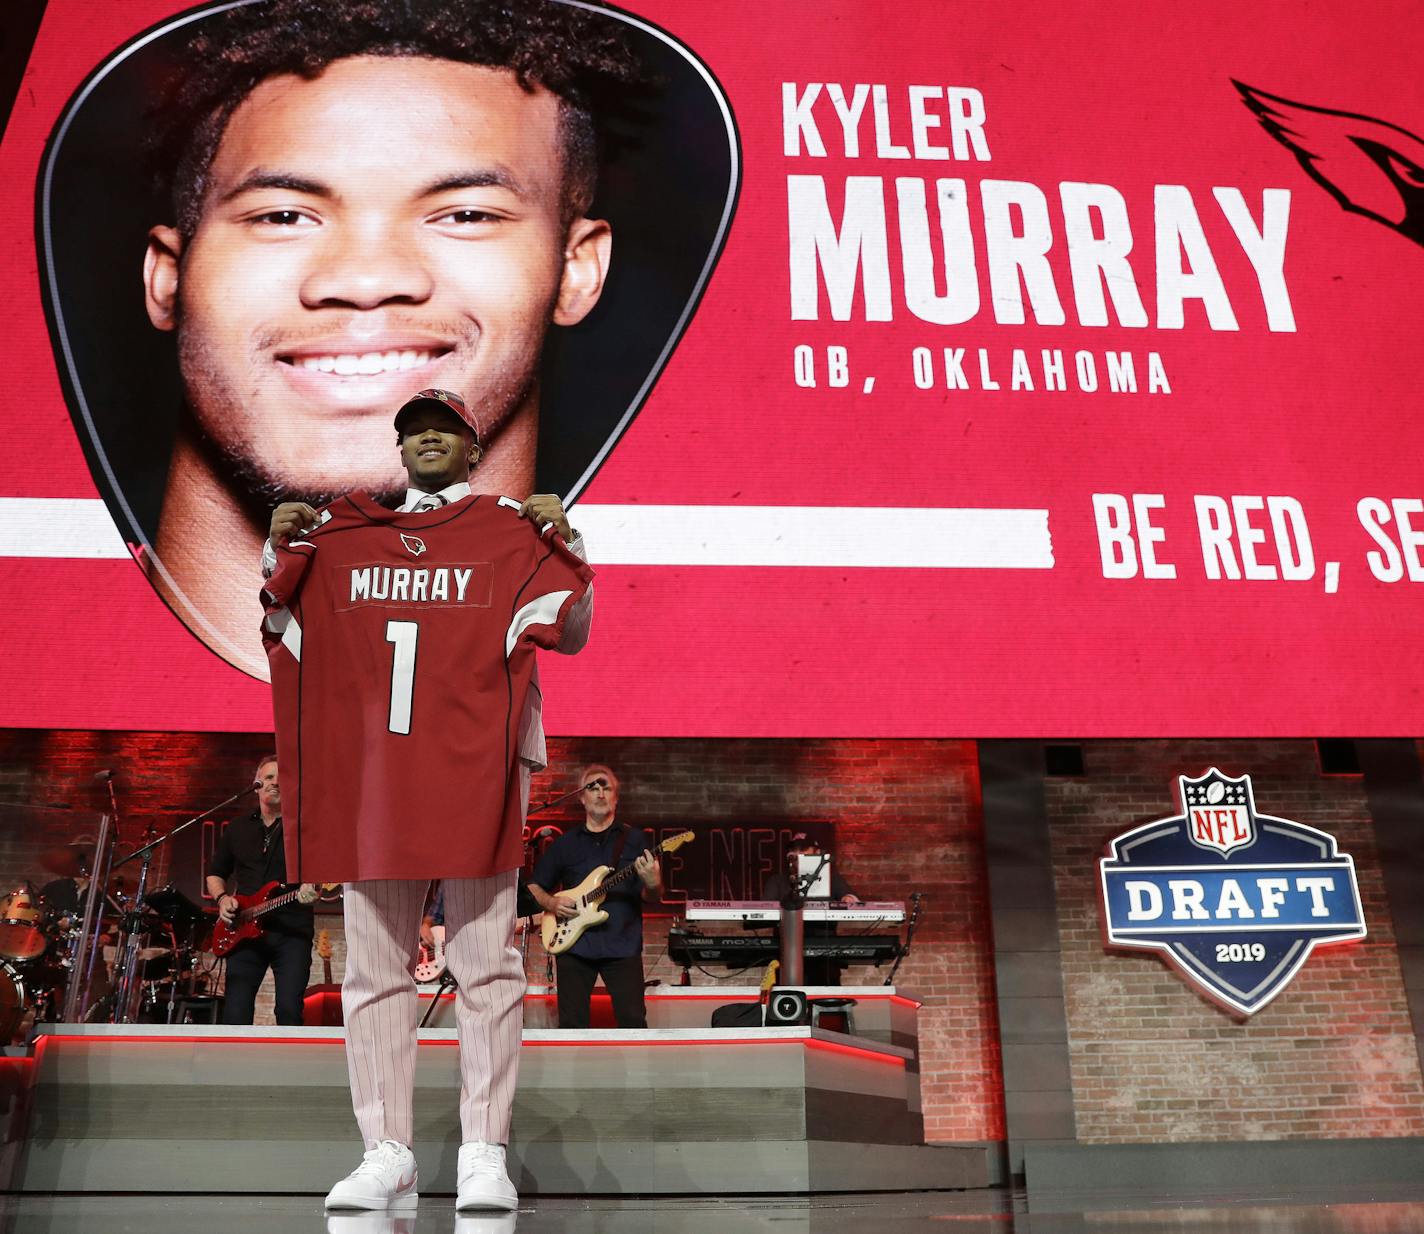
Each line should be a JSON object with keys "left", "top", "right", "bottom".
{"left": 212, "top": 881, "right": 332, "bottom": 956}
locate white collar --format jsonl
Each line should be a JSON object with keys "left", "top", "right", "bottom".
{"left": 401, "top": 481, "right": 472, "bottom": 512}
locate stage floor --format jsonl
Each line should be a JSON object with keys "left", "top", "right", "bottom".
{"left": 3, "top": 1185, "right": 1424, "bottom": 1232}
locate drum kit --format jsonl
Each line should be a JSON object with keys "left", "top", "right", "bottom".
{"left": 0, "top": 843, "right": 219, "bottom": 1041}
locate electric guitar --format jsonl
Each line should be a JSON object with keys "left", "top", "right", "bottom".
{"left": 302, "top": 928, "right": 344, "bottom": 1026}
{"left": 541, "top": 831, "right": 695, "bottom": 955}
{"left": 212, "top": 881, "right": 334, "bottom": 956}
{"left": 415, "top": 924, "right": 446, "bottom": 984}
{"left": 305, "top": 928, "right": 342, "bottom": 995}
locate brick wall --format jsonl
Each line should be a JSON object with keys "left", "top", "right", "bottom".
{"left": 0, "top": 728, "right": 1003, "bottom": 1145}
{"left": 0, "top": 728, "right": 277, "bottom": 886}
{"left": 1048, "top": 740, "right": 1424, "bottom": 1143}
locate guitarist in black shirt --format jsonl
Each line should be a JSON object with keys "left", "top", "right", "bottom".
{"left": 528, "top": 765, "right": 661, "bottom": 1028}
{"left": 205, "top": 756, "right": 314, "bottom": 1025}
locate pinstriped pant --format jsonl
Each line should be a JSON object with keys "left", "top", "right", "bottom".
{"left": 341, "top": 770, "right": 529, "bottom": 1149}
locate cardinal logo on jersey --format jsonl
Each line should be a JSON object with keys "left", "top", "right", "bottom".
{"left": 399, "top": 534, "right": 427, "bottom": 557}
{"left": 1099, "top": 768, "right": 1365, "bottom": 1016}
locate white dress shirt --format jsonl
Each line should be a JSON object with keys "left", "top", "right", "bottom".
{"left": 260, "top": 481, "right": 592, "bottom": 771}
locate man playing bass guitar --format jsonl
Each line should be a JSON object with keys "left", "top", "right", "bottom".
{"left": 528, "top": 765, "right": 661, "bottom": 1028}
{"left": 206, "top": 756, "right": 314, "bottom": 1025}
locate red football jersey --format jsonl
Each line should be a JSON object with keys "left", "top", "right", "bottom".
{"left": 262, "top": 492, "right": 594, "bottom": 882}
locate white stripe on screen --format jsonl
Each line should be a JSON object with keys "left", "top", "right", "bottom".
{"left": 0, "top": 498, "right": 1054, "bottom": 569}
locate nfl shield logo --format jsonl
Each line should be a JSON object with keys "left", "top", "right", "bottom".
{"left": 1099, "top": 769, "right": 1366, "bottom": 1015}
{"left": 399, "top": 533, "right": 427, "bottom": 557}
{"left": 1181, "top": 769, "right": 1255, "bottom": 858}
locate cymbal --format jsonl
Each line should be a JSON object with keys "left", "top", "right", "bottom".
{"left": 145, "top": 884, "right": 213, "bottom": 927}
{"left": 38, "top": 844, "right": 92, "bottom": 879}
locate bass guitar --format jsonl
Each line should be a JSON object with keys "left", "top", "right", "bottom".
{"left": 415, "top": 924, "right": 446, "bottom": 984}
{"left": 541, "top": 831, "right": 695, "bottom": 955}
{"left": 212, "top": 881, "right": 334, "bottom": 957}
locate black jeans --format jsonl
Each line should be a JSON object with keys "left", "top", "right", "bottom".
{"left": 220, "top": 931, "right": 312, "bottom": 1026}
{"left": 555, "top": 952, "right": 647, "bottom": 1028}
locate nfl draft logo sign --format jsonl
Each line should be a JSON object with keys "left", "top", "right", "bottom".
{"left": 1099, "top": 769, "right": 1365, "bottom": 1015}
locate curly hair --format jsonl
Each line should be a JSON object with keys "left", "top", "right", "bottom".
{"left": 147, "top": 0, "right": 645, "bottom": 238}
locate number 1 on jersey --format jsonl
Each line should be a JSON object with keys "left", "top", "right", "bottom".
{"left": 385, "top": 620, "right": 419, "bottom": 735}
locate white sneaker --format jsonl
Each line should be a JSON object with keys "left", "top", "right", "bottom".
{"left": 455, "top": 1141, "right": 518, "bottom": 1211}
{"left": 455, "top": 1215, "right": 518, "bottom": 1233}
{"left": 327, "top": 1216, "right": 418, "bottom": 1233}
{"left": 324, "top": 1139, "right": 419, "bottom": 1210}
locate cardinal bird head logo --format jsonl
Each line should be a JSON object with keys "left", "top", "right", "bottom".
{"left": 1235, "top": 80, "right": 1424, "bottom": 249}
{"left": 399, "top": 533, "right": 427, "bottom": 558}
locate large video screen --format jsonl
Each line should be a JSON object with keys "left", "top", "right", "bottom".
{"left": 2, "top": 0, "right": 1421, "bottom": 735}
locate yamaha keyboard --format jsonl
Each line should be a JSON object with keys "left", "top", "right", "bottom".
{"left": 667, "top": 929, "right": 900, "bottom": 967}
{"left": 684, "top": 900, "right": 906, "bottom": 923}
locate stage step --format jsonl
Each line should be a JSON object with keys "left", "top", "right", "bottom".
{"left": 8, "top": 1025, "right": 986, "bottom": 1194}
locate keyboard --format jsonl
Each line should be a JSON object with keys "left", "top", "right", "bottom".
{"left": 684, "top": 900, "right": 906, "bottom": 923}
{"left": 667, "top": 929, "right": 900, "bottom": 968}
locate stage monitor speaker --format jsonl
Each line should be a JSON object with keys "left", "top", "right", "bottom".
{"left": 765, "top": 988, "right": 809, "bottom": 1026}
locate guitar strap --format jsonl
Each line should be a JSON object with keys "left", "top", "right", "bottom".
{"left": 609, "top": 823, "right": 630, "bottom": 872}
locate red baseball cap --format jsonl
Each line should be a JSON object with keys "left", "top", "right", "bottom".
{"left": 393, "top": 389, "right": 480, "bottom": 445}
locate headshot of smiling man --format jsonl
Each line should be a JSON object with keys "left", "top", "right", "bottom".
{"left": 136, "top": 0, "right": 642, "bottom": 676}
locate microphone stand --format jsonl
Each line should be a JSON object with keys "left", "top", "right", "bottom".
{"left": 101, "top": 774, "right": 123, "bottom": 842}
{"left": 884, "top": 892, "right": 924, "bottom": 986}
{"left": 778, "top": 853, "right": 830, "bottom": 988}
{"left": 108, "top": 784, "right": 257, "bottom": 1024}
{"left": 64, "top": 817, "right": 114, "bottom": 1023}
{"left": 525, "top": 783, "right": 589, "bottom": 818}
{"left": 64, "top": 771, "right": 124, "bottom": 1023}
{"left": 521, "top": 825, "right": 565, "bottom": 990}
{"left": 419, "top": 968, "right": 457, "bottom": 1029}
{"left": 521, "top": 782, "right": 586, "bottom": 995}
